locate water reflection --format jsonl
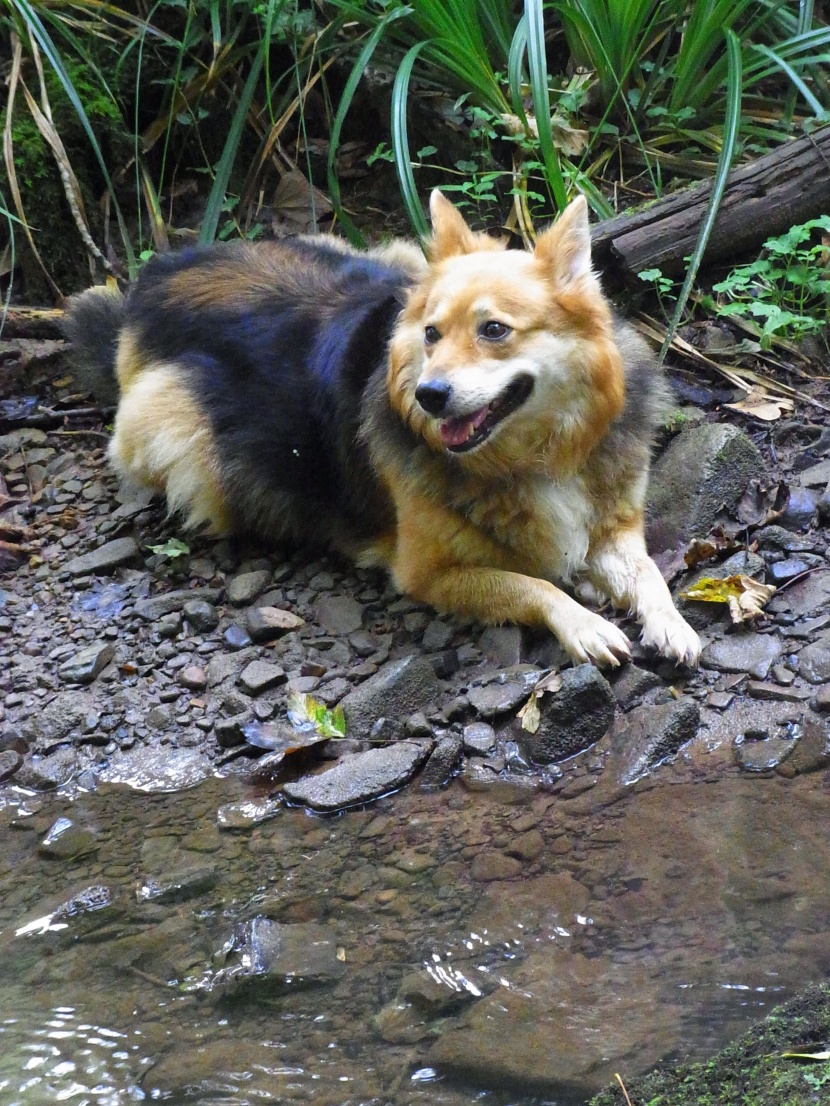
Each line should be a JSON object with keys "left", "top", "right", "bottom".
{"left": 0, "top": 771, "right": 828, "bottom": 1104}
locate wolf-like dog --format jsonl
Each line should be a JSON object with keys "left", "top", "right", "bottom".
{"left": 64, "top": 191, "right": 700, "bottom": 668}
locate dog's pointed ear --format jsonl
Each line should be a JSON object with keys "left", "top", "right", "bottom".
{"left": 534, "top": 195, "right": 595, "bottom": 287}
{"left": 428, "top": 189, "right": 477, "bottom": 260}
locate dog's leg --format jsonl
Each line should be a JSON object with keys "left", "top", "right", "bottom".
{"left": 587, "top": 529, "right": 700, "bottom": 666}
{"left": 399, "top": 562, "right": 632, "bottom": 667}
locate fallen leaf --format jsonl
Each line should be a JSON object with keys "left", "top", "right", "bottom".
{"left": 517, "top": 671, "right": 563, "bottom": 733}
{"left": 286, "top": 693, "right": 346, "bottom": 739}
{"left": 146, "top": 538, "right": 190, "bottom": 559}
{"left": 680, "top": 575, "right": 776, "bottom": 623}
{"left": 724, "top": 387, "right": 793, "bottom": 422}
{"left": 782, "top": 1050, "right": 830, "bottom": 1061}
{"left": 736, "top": 479, "right": 789, "bottom": 528}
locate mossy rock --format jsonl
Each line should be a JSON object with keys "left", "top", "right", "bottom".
{"left": 590, "top": 983, "right": 830, "bottom": 1106}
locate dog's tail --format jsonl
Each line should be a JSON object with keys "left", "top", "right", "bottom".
{"left": 61, "top": 284, "right": 124, "bottom": 406}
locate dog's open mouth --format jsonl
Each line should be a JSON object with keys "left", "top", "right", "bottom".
{"left": 438, "top": 375, "right": 534, "bottom": 453}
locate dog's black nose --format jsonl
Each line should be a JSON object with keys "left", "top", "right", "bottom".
{"left": 415, "top": 379, "right": 453, "bottom": 416}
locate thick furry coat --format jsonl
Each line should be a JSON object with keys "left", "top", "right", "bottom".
{"left": 65, "top": 193, "right": 699, "bottom": 667}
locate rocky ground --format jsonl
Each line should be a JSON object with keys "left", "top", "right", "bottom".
{"left": 1, "top": 341, "right": 830, "bottom": 808}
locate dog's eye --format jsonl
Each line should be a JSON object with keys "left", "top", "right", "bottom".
{"left": 424, "top": 325, "right": 441, "bottom": 345}
{"left": 480, "top": 320, "right": 511, "bottom": 341}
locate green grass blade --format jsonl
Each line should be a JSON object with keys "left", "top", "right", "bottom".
{"left": 11, "top": 0, "right": 135, "bottom": 272}
{"left": 507, "top": 16, "right": 529, "bottom": 124}
{"left": 524, "top": 0, "right": 568, "bottom": 211}
{"left": 327, "top": 8, "right": 408, "bottom": 247}
{"left": 754, "top": 43, "right": 827, "bottom": 116}
{"left": 198, "top": 49, "right": 264, "bottom": 245}
{"left": 391, "top": 40, "right": 432, "bottom": 241}
{"left": 659, "top": 27, "right": 743, "bottom": 363}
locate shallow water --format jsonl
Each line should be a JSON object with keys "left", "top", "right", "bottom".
{"left": 1, "top": 769, "right": 830, "bottom": 1106}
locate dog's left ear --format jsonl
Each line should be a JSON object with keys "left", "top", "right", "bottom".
{"left": 534, "top": 195, "right": 595, "bottom": 287}
{"left": 428, "top": 190, "right": 478, "bottom": 260}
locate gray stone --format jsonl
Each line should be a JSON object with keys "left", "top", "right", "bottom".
{"left": 779, "top": 486, "right": 818, "bottom": 530}
{"left": 468, "top": 666, "right": 541, "bottom": 718}
{"left": 701, "top": 633, "right": 781, "bottom": 680}
{"left": 796, "top": 458, "right": 830, "bottom": 487}
{"left": 239, "top": 661, "right": 286, "bottom": 695}
{"left": 206, "top": 918, "right": 345, "bottom": 999}
{"left": 21, "top": 690, "right": 95, "bottom": 752}
{"left": 206, "top": 650, "right": 254, "bottom": 687}
{"left": 39, "top": 817, "right": 99, "bottom": 860}
{"left": 216, "top": 798, "right": 281, "bottom": 830}
{"left": 16, "top": 747, "right": 81, "bottom": 790}
{"left": 314, "top": 595, "right": 363, "bottom": 635}
{"left": 64, "top": 536, "right": 140, "bottom": 576}
{"left": 223, "top": 624, "right": 252, "bottom": 649}
{"left": 58, "top": 641, "right": 115, "bottom": 684}
{"left": 0, "top": 749, "right": 21, "bottom": 780}
{"left": 214, "top": 714, "right": 251, "bottom": 748}
{"left": 246, "top": 606, "right": 304, "bottom": 642}
{"left": 182, "top": 599, "right": 219, "bottom": 633}
{"left": 608, "top": 698, "right": 701, "bottom": 785}
{"left": 519, "top": 665, "right": 615, "bottom": 765}
{"left": 734, "top": 732, "right": 797, "bottom": 773}
{"left": 745, "top": 681, "right": 812, "bottom": 702}
{"left": 96, "top": 746, "right": 213, "bottom": 791}
{"left": 228, "top": 570, "right": 271, "bottom": 606}
{"left": 419, "top": 733, "right": 463, "bottom": 790}
{"left": 787, "top": 713, "right": 830, "bottom": 774}
{"left": 796, "top": 632, "right": 830, "bottom": 684}
{"left": 283, "top": 740, "right": 432, "bottom": 811}
{"left": 137, "top": 863, "right": 218, "bottom": 904}
{"left": 463, "top": 722, "right": 497, "bottom": 755}
{"left": 422, "top": 619, "right": 454, "bottom": 652}
{"left": 135, "top": 588, "right": 223, "bottom": 621}
{"left": 609, "top": 664, "right": 661, "bottom": 710}
{"left": 339, "top": 657, "right": 442, "bottom": 734}
{"left": 768, "top": 558, "right": 811, "bottom": 585}
{"left": 647, "top": 424, "right": 763, "bottom": 551}
{"left": 478, "top": 625, "right": 523, "bottom": 667}
{"left": 470, "top": 851, "right": 523, "bottom": 881}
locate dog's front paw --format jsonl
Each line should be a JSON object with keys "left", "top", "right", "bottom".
{"left": 641, "top": 609, "right": 700, "bottom": 667}
{"left": 556, "top": 608, "right": 632, "bottom": 668}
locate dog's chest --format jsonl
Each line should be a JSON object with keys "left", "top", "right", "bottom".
{"left": 459, "top": 476, "right": 594, "bottom": 581}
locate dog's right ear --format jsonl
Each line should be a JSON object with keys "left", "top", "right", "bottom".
{"left": 428, "top": 190, "right": 478, "bottom": 260}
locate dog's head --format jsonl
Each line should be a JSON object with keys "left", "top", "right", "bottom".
{"left": 388, "top": 191, "right": 626, "bottom": 474}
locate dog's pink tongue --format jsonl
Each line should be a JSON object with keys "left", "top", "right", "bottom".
{"left": 439, "top": 405, "right": 489, "bottom": 448}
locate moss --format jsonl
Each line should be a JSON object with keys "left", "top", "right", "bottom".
{"left": 590, "top": 984, "right": 830, "bottom": 1106}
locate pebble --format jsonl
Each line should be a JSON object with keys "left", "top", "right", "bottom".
{"left": 64, "top": 536, "right": 140, "bottom": 576}
{"left": 183, "top": 599, "right": 219, "bottom": 633}
{"left": 58, "top": 641, "right": 115, "bottom": 684}
{"left": 246, "top": 606, "right": 304, "bottom": 642}
{"left": 745, "top": 681, "right": 812, "bottom": 702}
{"left": 467, "top": 666, "right": 540, "bottom": 718}
{"left": 239, "top": 661, "right": 287, "bottom": 695}
{"left": 223, "top": 624, "right": 252, "bottom": 650}
{"left": 228, "top": 570, "right": 272, "bottom": 606}
{"left": 134, "top": 588, "right": 223, "bottom": 621}
{"left": 462, "top": 722, "right": 497, "bottom": 755}
{"left": 283, "top": 740, "right": 432, "bottom": 811}
{"left": 315, "top": 595, "right": 364, "bottom": 635}
{"left": 180, "top": 666, "right": 208, "bottom": 691}
{"left": 795, "top": 632, "right": 830, "bottom": 684}
{"left": 470, "top": 851, "right": 523, "bottom": 881}
{"left": 701, "top": 633, "right": 781, "bottom": 680}
{"left": 768, "top": 558, "right": 811, "bottom": 585}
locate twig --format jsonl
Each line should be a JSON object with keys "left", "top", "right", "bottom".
{"left": 615, "top": 1072, "right": 635, "bottom": 1106}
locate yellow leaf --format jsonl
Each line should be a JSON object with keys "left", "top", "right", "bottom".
{"left": 680, "top": 575, "right": 776, "bottom": 623}
{"left": 517, "top": 693, "right": 541, "bottom": 734}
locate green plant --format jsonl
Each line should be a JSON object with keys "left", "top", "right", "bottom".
{"left": 712, "top": 217, "right": 830, "bottom": 349}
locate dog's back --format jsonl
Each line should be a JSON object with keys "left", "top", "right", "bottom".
{"left": 67, "top": 240, "right": 414, "bottom": 556}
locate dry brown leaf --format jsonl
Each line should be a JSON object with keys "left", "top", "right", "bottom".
{"left": 517, "top": 671, "right": 563, "bottom": 733}
{"left": 724, "top": 387, "right": 794, "bottom": 422}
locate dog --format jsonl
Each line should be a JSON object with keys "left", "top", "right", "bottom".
{"left": 64, "top": 191, "right": 700, "bottom": 668}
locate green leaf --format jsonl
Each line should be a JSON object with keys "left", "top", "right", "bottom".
{"left": 147, "top": 538, "right": 190, "bottom": 559}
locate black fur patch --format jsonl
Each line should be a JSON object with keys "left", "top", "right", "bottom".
{"left": 121, "top": 240, "right": 412, "bottom": 548}
{"left": 62, "top": 287, "right": 124, "bottom": 406}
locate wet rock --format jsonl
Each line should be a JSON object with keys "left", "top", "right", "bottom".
{"left": 647, "top": 423, "right": 763, "bottom": 551}
{"left": 182, "top": 599, "right": 219, "bottom": 633}
{"left": 745, "top": 681, "right": 812, "bottom": 702}
{"left": 158, "top": 611, "right": 183, "bottom": 638}
{"left": 375, "top": 966, "right": 481, "bottom": 1044}
{"left": 246, "top": 606, "right": 304, "bottom": 642}
{"left": 0, "top": 748, "right": 22, "bottom": 780}
{"left": 369, "top": 717, "right": 405, "bottom": 743}
{"left": 786, "top": 713, "right": 830, "bottom": 775}
{"left": 608, "top": 698, "right": 700, "bottom": 785}
{"left": 468, "top": 665, "right": 541, "bottom": 718}
{"left": 216, "top": 798, "right": 281, "bottom": 830}
{"left": 419, "top": 733, "right": 463, "bottom": 790}
{"left": 339, "top": 656, "right": 442, "bottom": 734}
{"left": 214, "top": 714, "right": 251, "bottom": 749}
{"left": 64, "top": 536, "right": 140, "bottom": 576}
{"left": 206, "top": 651, "right": 253, "bottom": 687}
{"left": 58, "top": 641, "right": 114, "bottom": 684}
{"left": 507, "top": 829, "right": 545, "bottom": 862}
{"left": 96, "top": 745, "right": 213, "bottom": 790}
{"left": 609, "top": 664, "right": 661, "bottom": 710}
{"left": 471, "top": 851, "right": 524, "bottom": 881}
{"left": 15, "top": 747, "right": 81, "bottom": 790}
{"left": 21, "top": 690, "right": 95, "bottom": 752}
{"left": 228, "top": 569, "right": 271, "bottom": 606}
{"left": 518, "top": 665, "right": 614, "bottom": 765}
{"left": 734, "top": 730, "right": 798, "bottom": 773}
{"left": 283, "top": 740, "right": 432, "bottom": 811}
{"left": 779, "top": 485, "right": 818, "bottom": 530}
{"left": 768, "top": 558, "right": 812, "bottom": 585}
{"left": 478, "top": 625, "right": 523, "bottom": 667}
{"left": 223, "top": 624, "right": 252, "bottom": 649}
{"left": 137, "top": 863, "right": 218, "bottom": 904}
{"left": 39, "top": 817, "right": 99, "bottom": 860}
{"left": 15, "top": 884, "right": 126, "bottom": 945}
{"left": 461, "top": 762, "right": 540, "bottom": 801}
{"left": 795, "top": 631, "right": 830, "bottom": 684}
{"left": 422, "top": 619, "right": 454, "bottom": 652}
{"left": 462, "top": 721, "right": 497, "bottom": 755}
{"left": 135, "top": 588, "right": 223, "bottom": 621}
{"left": 314, "top": 595, "right": 363, "bottom": 635}
{"left": 701, "top": 633, "right": 781, "bottom": 680}
{"left": 206, "top": 917, "right": 346, "bottom": 999}
{"left": 814, "top": 685, "right": 830, "bottom": 712}
{"left": 239, "top": 660, "right": 286, "bottom": 695}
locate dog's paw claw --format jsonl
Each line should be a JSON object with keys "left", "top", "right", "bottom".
{"left": 558, "top": 611, "right": 632, "bottom": 669}
{"left": 641, "top": 612, "right": 700, "bottom": 667}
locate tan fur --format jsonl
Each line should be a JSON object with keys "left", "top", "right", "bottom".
{"left": 110, "top": 360, "right": 230, "bottom": 533}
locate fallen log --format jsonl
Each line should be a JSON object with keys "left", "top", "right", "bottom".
{"left": 591, "top": 124, "right": 830, "bottom": 279}
{"left": 0, "top": 305, "right": 65, "bottom": 340}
